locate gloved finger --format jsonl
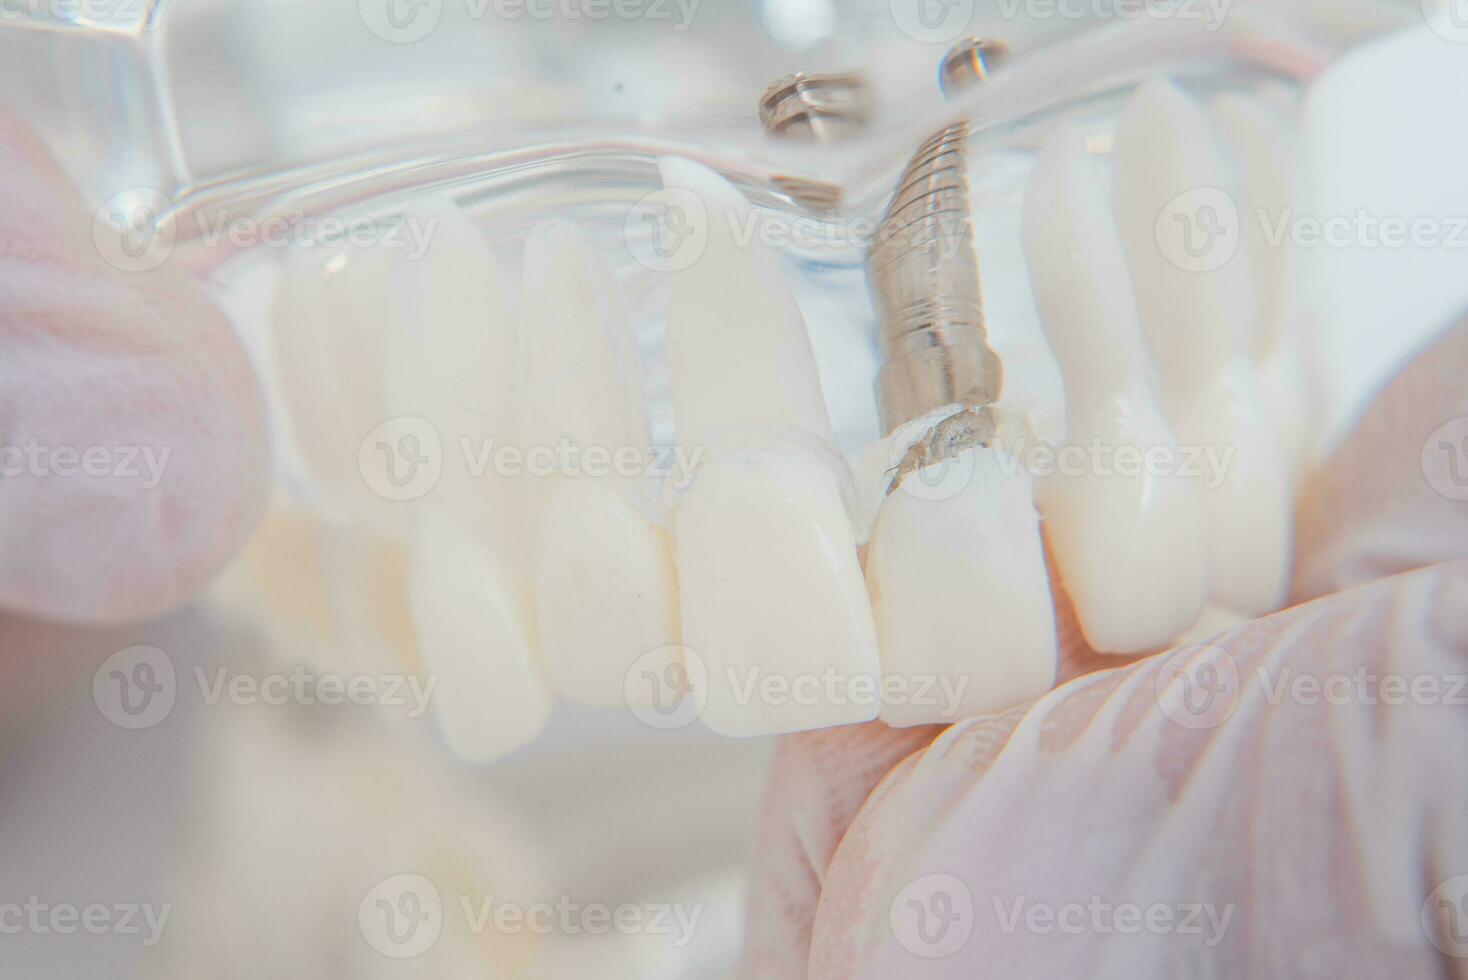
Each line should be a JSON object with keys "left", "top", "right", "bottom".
{"left": 743, "top": 313, "right": 1468, "bottom": 978}
{"left": 1292, "top": 308, "right": 1468, "bottom": 603}
{"left": 809, "top": 558, "right": 1468, "bottom": 978}
{"left": 0, "top": 112, "right": 268, "bottom": 624}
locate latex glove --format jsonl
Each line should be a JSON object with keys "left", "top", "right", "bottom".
{"left": 744, "top": 316, "right": 1468, "bottom": 978}
{"left": 0, "top": 112, "right": 267, "bottom": 624}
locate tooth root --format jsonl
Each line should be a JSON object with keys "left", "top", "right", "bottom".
{"left": 517, "top": 220, "right": 681, "bottom": 706}
{"left": 1210, "top": 92, "right": 1315, "bottom": 486}
{"left": 1021, "top": 124, "right": 1207, "bottom": 652}
{"left": 409, "top": 506, "right": 552, "bottom": 764}
{"left": 865, "top": 428, "right": 1057, "bottom": 726}
{"left": 378, "top": 196, "right": 528, "bottom": 557}
{"left": 1113, "top": 79, "right": 1292, "bottom": 616}
{"left": 659, "top": 158, "right": 879, "bottom": 738}
{"left": 658, "top": 156, "right": 835, "bottom": 449}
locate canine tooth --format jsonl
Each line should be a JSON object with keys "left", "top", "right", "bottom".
{"left": 659, "top": 157, "right": 880, "bottom": 737}
{"left": 864, "top": 415, "right": 1056, "bottom": 725}
{"left": 1211, "top": 93, "right": 1314, "bottom": 486}
{"left": 1021, "top": 124, "right": 1207, "bottom": 652}
{"left": 408, "top": 506, "right": 552, "bottom": 764}
{"left": 517, "top": 220, "right": 681, "bottom": 706}
{"left": 1114, "top": 79, "right": 1292, "bottom": 616}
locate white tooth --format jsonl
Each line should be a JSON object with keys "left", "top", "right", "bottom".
{"left": 517, "top": 220, "right": 682, "bottom": 706}
{"left": 271, "top": 238, "right": 406, "bottom": 538}
{"left": 377, "top": 196, "right": 527, "bottom": 558}
{"left": 1021, "top": 124, "right": 1207, "bottom": 653}
{"left": 1210, "top": 92, "right": 1315, "bottom": 487}
{"left": 408, "top": 505, "right": 552, "bottom": 764}
{"left": 659, "top": 158, "right": 834, "bottom": 448}
{"left": 383, "top": 197, "right": 552, "bottom": 760}
{"left": 864, "top": 413, "right": 1056, "bottom": 726}
{"left": 1114, "top": 79, "right": 1292, "bottom": 616}
{"left": 658, "top": 157, "right": 880, "bottom": 738}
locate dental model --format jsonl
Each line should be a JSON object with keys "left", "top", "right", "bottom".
{"left": 658, "top": 156, "right": 882, "bottom": 738}
{"left": 862, "top": 124, "right": 1057, "bottom": 726}
{"left": 1022, "top": 123, "right": 1208, "bottom": 653}
{"left": 516, "top": 220, "right": 682, "bottom": 707}
{"left": 272, "top": 197, "right": 554, "bottom": 763}
{"left": 1113, "top": 79, "right": 1293, "bottom": 617}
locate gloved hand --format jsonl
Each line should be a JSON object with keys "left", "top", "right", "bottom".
{"left": 0, "top": 111, "right": 267, "bottom": 625}
{"left": 743, "top": 316, "right": 1468, "bottom": 978}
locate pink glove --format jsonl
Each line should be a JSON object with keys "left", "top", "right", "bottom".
{"left": 0, "top": 112, "right": 267, "bottom": 626}
{"left": 745, "top": 319, "right": 1468, "bottom": 978}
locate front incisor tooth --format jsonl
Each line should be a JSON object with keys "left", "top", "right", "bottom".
{"left": 518, "top": 219, "right": 681, "bottom": 707}
{"left": 1113, "top": 79, "right": 1293, "bottom": 616}
{"left": 865, "top": 433, "right": 1056, "bottom": 726}
{"left": 1022, "top": 124, "right": 1207, "bottom": 653}
{"left": 658, "top": 157, "right": 880, "bottom": 737}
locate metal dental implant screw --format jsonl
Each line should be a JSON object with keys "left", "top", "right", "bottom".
{"left": 867, "top": 37, "right": 1016, "bottom": 447}
{"left": 866, "top": 120, "right": 1003, "bottom": 437}
{"left": 759, "top": 71, "right": 869, "bottom": 141}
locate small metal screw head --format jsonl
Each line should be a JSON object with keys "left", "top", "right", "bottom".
{"left": 759, "top": 71, "right": 869, "bottom": 141}
{"left": 939, "top": 38, "right": 1011, "bottom": 96}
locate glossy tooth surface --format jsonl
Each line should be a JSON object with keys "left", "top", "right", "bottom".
{"left": 659, "top": 157, "right": 879, "bottom": 737}
{"left": 518, "top": 220, "right": 681, "bottom": 706}
{"left": 865, "top": 428, "right": 1056, "bottom": 726}
{"left": 1114, "top": 79, "right": 1292, "bottom": 616}
{"left": 409, "top": 506, "right": 552, "bottom": 764}
{"left": 1022, "top": 124, "right": 1207, "bottom": 652}
{"left": 1211, "top": 92, "right": 1314, "bottom": 487}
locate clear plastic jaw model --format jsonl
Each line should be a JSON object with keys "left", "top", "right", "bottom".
{"left": 8, "top": 0, "right": 1432, "bottom": 759}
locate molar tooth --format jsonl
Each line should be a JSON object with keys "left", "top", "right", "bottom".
{"left": 658, "top": 157, "right": 880, "bottom": 737}
{"left": 1114, "top": 79, "right": 1293, "bottom": 616}
{"left": 517, "top": 220, "right": 681, "bottom": 706}
{"left": 1021, "top": 124, "right": 1207, "bottom": 653}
